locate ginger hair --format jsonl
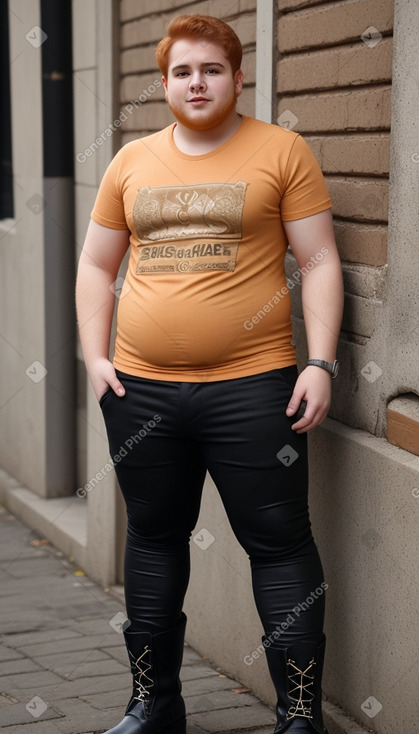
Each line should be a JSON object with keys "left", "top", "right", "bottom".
{"left": 155, "top": 15, "right": 243, "bottom": 77}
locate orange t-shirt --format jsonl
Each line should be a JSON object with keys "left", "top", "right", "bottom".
{"left": 91, "top": 115, "right": 331, "bottom": 382}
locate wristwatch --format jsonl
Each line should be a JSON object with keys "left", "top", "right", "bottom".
{"left": 306, "top": 359, "right": 339, "bottom": 379}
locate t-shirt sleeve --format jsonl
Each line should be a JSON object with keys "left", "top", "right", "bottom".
{"left": 280, "top": 134, "right": 332, "bottom": 221}
{"left": 90, "top": 149, "right": 129, "bottom": 230}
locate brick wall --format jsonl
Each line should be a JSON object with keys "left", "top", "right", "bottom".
{"left": 119, "top": 0, "right": 257, "bottom": 145}
{"left": 277, "top": 0, "right": 393, "bottom": 348}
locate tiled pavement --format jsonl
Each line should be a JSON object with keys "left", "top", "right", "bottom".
{"left": 0, "top": 505, "right": 277, "bottom": 734}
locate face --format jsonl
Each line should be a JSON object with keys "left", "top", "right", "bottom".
{"left": 162, "top": 37, "right": 243, "bottom": 132}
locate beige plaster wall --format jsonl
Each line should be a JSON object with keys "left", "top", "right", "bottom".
{"left": 72, "top": 0, "right": 124, "bottom": 586}
{"left": 0, "top": 0, "right": 47, "bottom": 494}
{"left": 184, "top": 420, "right": 419, "bottom": 733}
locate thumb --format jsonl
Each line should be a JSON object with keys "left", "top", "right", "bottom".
{"left": 286, "top": 388, "right": 304, "bottom": 416}
{"left": 110, "top": 378, "right": 125, "bottom": 398}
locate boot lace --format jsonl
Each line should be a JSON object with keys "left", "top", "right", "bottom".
{"left": 286, "top": 656, "right": 315, "bottom": 720}
{"left": 132, "top": 644, "right": 154, "bottom": 702}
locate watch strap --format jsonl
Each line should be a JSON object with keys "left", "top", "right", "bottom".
{"left": 307, "top": 359, "right": 339, "bottom": 378}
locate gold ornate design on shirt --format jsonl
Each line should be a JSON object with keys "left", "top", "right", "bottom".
{"left": 132, "top": 182, "right": 247, "bottom": 275}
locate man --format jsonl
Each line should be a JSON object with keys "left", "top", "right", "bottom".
{"left": 76, "top": 15, "right": 343, "bottom": 734}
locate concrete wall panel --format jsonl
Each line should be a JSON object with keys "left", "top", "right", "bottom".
{"left": 184, "top": 420, "right": 419, "bottom": 734}
{"left": 72, "top": 0, "right": 123, "bottom": 585}
{"left": 309, "top": 420, "right": 419, "bottom": 734}
{"left": 0, "top": 0, "right": 47, "bottom": 493}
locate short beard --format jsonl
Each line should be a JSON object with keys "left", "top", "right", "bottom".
{"left": 167, "top": 93, "right": 238, "bottom": 132}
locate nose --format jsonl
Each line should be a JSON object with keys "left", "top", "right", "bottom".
{"left": 189, "top": 72, "right": 206, "bottom": 92}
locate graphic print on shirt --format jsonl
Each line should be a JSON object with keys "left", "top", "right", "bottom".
{"left": 132, "top": 181, "right": 247, "bottom": 274}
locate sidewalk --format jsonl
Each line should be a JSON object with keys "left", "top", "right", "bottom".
{"left": 0, "top": 504, "right": 277, "bottom": 734}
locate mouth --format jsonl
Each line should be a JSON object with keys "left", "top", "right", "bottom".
{"left": 187, "top": 97, "right": 210, "bottom": 103}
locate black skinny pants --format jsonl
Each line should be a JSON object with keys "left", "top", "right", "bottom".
{"left": 100, "top": 366, "right": 325, "bottom": 644}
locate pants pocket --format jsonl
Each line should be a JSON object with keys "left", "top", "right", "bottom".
{"left": 99, "top": 387, "right": 113, "bottom": 408}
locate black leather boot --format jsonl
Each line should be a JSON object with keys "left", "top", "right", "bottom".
{"left": 264, "top": 635, "right": 328, "bottom": 733}
{"left": 104, "top": 613, "right": 187, "bottom": 733}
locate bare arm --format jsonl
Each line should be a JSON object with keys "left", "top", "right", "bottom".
{"left": 75, "top": 219, "right": 130, "bottom": 401}
{"left": 283, "top": 209, "right": 344, "bottom": 433}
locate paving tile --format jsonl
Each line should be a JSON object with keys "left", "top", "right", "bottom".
{"left": 10, "top": 672, "right": 130, "bottom": 702}
{"left": 0, "top": 544, "right": 47, "bottom": 561}
{"left": 5, "top": 557, "right": 68, "bottom": 578}
{"left": 79, "top": 687, "right": 130, "bottom": 711}
{"left": 186, "top": 689, "right": 257, "bottom": 714}
{"left": 0, "top": 646, "right": 24, "bottom": 662}
{"left": 0, "top": 611, "right": 62, "bottom": 636}
{"left": 64, "top": 617, "right": 122, "bottom": 637}
{"left": 181, "top": 663, "right": 219, "bottom": 681}
{"left": 54, "top": 658, "right": 128, "bottom": 681}
{"left": 50, "top": 602, "right": 121, "bottom": 622}
{"left": 0, "top": 669, "right": 65, "bottom": 691}
{"left": 34, "top": 648, "right": 109, "bottom": 673}
{"left": 1, "top": 721, "right": 65, "bottom": 733}
{"left": 0, "top": 700, "right": 62, "bottom": 726}
{"left": 0, "top": 658, "right": 42, "bottom": 675}
{"left": 189, "top": 703, "right": 276, "bottom": 732}
{"left": 183, "top": 645, "right": 204, "bottom": 665}
{"left": 0, "top": 691, "right": 19, "bottom": 707}
{"left": 182, "top": 675, "right": 242, "bottom": 697}
{"left": 50, "top": 697, "right": 122, "bottom": 734}
{"left": 21, "top": 634, "right": 123, "bottom": 658}
{"left": 4, "top": 628, "right": 81, "bottom": 649}
{"left": 102, "top": 645, "right": 128, "bottom": 666}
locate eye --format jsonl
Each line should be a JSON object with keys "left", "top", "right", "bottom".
{"left": 206, "top": 68, "right": 219, "bottom": 74}
{"left": 176, "top": 71, "right": 189, "bottom": 78}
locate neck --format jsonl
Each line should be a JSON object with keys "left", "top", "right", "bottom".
{"left": 173, "top": 112, "right": 242, "bottom": 155}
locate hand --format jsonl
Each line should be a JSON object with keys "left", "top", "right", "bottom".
{"left": 286, "top": 366, "right": 332, "bottom": 433}
{"left": 88, "top": 357, "right": 126, "bottom": 403}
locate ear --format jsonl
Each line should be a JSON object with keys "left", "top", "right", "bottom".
{"left": 162, "top": 76, "right": 168, "bottom": 100}
{"left": 234, "top": 69, "right": 244, "bottom": 97}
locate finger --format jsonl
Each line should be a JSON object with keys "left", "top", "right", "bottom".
{"left": 295, "top": 399, "right": 308, "bottom": 420}
{"left": 291, "top": 415, "right": 312, "bottom": 433}
{"left": 290, "top": 405, "right": 314, "bottom": 432}
{"left": 293, "top": 416, "right": 317, "bottom": 433}
{"left": 292, "top": 405, "right": 327, "bottom": 433}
